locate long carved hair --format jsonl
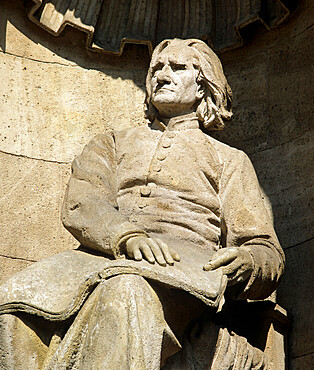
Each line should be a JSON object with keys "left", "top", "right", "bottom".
{"left": 145, "top": 39, "right": 233, "bottom": 130}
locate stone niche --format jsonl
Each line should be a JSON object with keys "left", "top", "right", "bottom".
{"left": 0, "top": 0, "right": 313, "bottom": 368}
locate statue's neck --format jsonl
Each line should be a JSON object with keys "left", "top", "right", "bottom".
{"left": 152, "top": 112, "right": 200, "bottom": 131}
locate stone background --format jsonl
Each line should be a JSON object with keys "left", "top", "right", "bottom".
{"left": 0, "top": 0, "right": 313, "bottom": 368}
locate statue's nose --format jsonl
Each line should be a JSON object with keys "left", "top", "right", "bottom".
{"left": 157, "top": 65, "right": 171, "bottom": 84}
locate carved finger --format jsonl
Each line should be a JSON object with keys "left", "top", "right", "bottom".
{"left": 221, "top": 260, "right": 241, "bottom": 276}
{"left": 126, "top": 236, "right": 147, "bottom": 260}
{"left": 171, "top": 250, "right": 181, "bottom": 262}
{"left": 132, "top": 246, "right": 143, "bottom": 261}
{"left": 155, "top": 239, "right": 174, "bottom": 265}
{"left": 140, "top": 242, "right": 155, "bottom": 264}
{"left": 219, "top": 258, "right": 253, "bottom": 286}
{"left": 203, "top": 249, "right": 238, "bottom": 271}
{"left": 154, "top": 238, "right": 180, "bottom": 262}
{"left": 147, "top": 240, "right": 167, "bottom": 266}
{"left": 225, "top": 267, "right": 252, "bottom": 286}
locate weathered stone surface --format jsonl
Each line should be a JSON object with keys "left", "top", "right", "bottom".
{"left": 0, "top": 38, "right": 284, "bottom": 369}
{"left": 0, "top": 52, "right": 147, "bottom": 163}
{"left": 59, "top": 165, "right": 81, "bottom": 254}
{"left": 214, "top": 51, "right": 269, "bottom": 153}
{"left": 267, "top": 29, "right": 313, "bottom": 148}
{"left": 291, "top": 352, "right": 314, "bottom": 370}
{"left": 0, "top": 0, "right": 77, "bottom": 67}
{"left": 212, "top": 1, "right": 314, "bottom": 157}
{"left": 0, "top": 0, "right": 150, "bottom": 70}
{"left": 250, "top": 132, "right": 314, "bottom": 248}
{"left": 0, "top": 152, "right": 78, "bottom": 261}
{"left": 26, "top": 0, "right": 298, "bottom": 55}
{"left": 0, "top": 0, "right": 312, "bottom": 366}
{"left": 277, "top": 240, "right": 314, "bottom": 359}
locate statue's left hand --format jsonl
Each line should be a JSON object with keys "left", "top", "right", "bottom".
{"left": 203, "top": 247, "right": 254, "bottom": 286}
{"left": 125, "top": 236, "right": 181, "bottom": 267}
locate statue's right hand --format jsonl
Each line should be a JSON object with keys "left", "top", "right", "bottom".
{"left": 125, "top": 236, "right": 180, "bottom": 266}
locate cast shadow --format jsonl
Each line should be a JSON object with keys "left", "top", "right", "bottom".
{"left": 1, "top": 0, "right": 150, "bottom": 91}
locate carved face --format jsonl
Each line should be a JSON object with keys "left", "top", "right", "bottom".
{"left": 150, "top": 45, "right": 204, "bottom": 117}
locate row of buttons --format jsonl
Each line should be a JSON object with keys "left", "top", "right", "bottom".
{"left": 152, "top": 133, "right": 174, "bottom": 172}
{"left": 138, "top": 132, "right": 175, "bottom": 207}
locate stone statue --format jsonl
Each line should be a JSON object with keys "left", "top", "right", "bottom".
{"left": 0, "top": 39, "right": 284, "bottom": 369}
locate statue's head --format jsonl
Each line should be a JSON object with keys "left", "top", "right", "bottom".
{"left": 145, "top": 39, "right": 232, "bottom": 130}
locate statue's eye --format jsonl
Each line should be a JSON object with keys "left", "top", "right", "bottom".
{"left": 152, "top": 63, "right": 163, "bottom": 75}
{"left": 171, "top": 63, "right": 186, "bottom": 71}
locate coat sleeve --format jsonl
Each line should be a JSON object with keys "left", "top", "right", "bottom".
{"left": 220, "top": 149, "right": 285, "bottom": 300}
{"left": 62, "top": 133, "right": 147, "bottom": 258}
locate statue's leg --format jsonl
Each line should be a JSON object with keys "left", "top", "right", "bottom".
{"left": 0, "top": 312, "right": 55, "bottom": 369}
{"left": 46, "top": 274, "right": 181, "bottom": 370}
{"left": 162, "top": 317, "right": 267, "bottom": 369}
{"left": 211, "top": 327, "right": 267, "bottom": 370}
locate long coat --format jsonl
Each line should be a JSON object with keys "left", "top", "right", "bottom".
{"left": 0, "top": 116, "right": 284, "bottom": 368}
{"left": 62, "top": 115, "right": 284, "bottom": 301}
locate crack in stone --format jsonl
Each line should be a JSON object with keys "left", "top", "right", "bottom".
{"left": 247, "top": 130, "right": 311, "bottom": 156}
{"left": 293, "top": 23, "right": 314, "bottom": 38}
{"left": 0, "top": 149, "right": 70, "bottom": 164}
{"left": 284, "top": 236, "right": 314, "bottom": 250}
{"left": 0, "top": 49, "right": 80, "bottom": 68}
{"left": 0, "top": 253, "right": 37, "bottom": 263}
{"left": 292, "top": 350, "right": 314, "bottom": 359}
{"left": 0, "top": 49, "right": 147, "bottom": 71}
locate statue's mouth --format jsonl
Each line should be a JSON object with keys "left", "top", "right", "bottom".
{"left": 155, "top": 85, "right": 174, "bottom": 93}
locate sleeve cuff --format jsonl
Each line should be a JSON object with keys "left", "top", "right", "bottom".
{"left": 111, "top": 227, "right": 148, "bottom": 259}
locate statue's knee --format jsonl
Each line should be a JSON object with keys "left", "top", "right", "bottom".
{"left": 110, "top": 273, "right": 147, "bottom": 285}
{"left": 105, "top": 274, "right": 150, "bottom": 296}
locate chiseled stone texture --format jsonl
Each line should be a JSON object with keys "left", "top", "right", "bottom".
{"left": 250, "top": 133, "right": 313, "bottom": 249}
{"left": 290, "top": 352, "right": 314, "bottom": 370}
{"left": 0, "top": 0, "right": 313, "bottom": 367}
{"left": 0, "top": 151, "right": 78, "bottom": 262}
{"left": 214, "top": 1, "right": 313, "bottom": 157}
{"left": 213, "top": 4, "right": 314, "bottom": 241}
{"left": 212, "top": 1, "right": 314, "bottom": 366}
{"left": 0, "top": 51, "right": 147, "bottom": 163}
{"left": 0, "top": 0, "right": 148, "bottom": 274}
{"left": 0, "top": 0, "right": 148, "bottom": 163}
{"left": 0, "top": 0, "right": 150, "bottom": 70}
{"left": 277, "top": 240, "right": 314, "bottom": 362}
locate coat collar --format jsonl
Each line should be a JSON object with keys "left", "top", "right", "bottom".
{"left": 151, "top": 113, "right": 200, "bottom": 131}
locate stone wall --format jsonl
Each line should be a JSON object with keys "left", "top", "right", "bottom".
{"left": 0, "top": 0, "right": 313, "bottom": 368}
{"left": 212, "top": 2, "right": 314, "bottom": 367}
{"left": 0, "top": 0, "right": 149, "bottom": 273}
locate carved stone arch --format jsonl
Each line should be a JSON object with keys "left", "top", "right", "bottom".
{"left": 28, "top": 0, "right": 299, "bottom": 55}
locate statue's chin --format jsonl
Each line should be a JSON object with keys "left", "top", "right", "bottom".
{"left": 152, "top": 98, "right": 188, "bottom": 116}
{"left": 152, "top": 91, "right": 177, "bottom": 105}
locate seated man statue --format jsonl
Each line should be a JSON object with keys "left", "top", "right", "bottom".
{"left": 0, "top": 39, "right": 284, "bottom": 369}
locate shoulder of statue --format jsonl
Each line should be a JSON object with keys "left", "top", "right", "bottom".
{"left": 112, "top": 124, "right": 151, "bottom": 142}
{"left": 203, "top": 134, "right": 244, "bottom": 162}
{"left": 88, "top": 131, "right": 115, "bottom": 146}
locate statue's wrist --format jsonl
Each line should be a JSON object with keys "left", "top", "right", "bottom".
{"left": 238, "top": 246, "right": 257, "bottom": 291}
{"left": 113, "top": 231, "right": 148, "bottom": 259}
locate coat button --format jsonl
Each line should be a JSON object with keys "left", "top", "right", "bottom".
{"left": 147, "top": 182, "right": 157, "bottom": 188}
{"left": 157, "top": 152, "right": 166, "bottom": 161}
{"left": 162, "top": 138, "right": 171, "bottom": 148}
{"left": 137, "top": 199, "right": 147, "bottom": 208}
{"left": 153, "top": 162, "right": 162, "bottom": 172}
{"left": 140, "top": 186, "right": 151, "bottom": 197}
{"left": 167, "top": 132, "right": 175, "bottom": 138}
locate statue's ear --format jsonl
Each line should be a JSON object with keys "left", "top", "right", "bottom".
{"left": 196, "top": 80, "right": 205, "bottom": 99}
